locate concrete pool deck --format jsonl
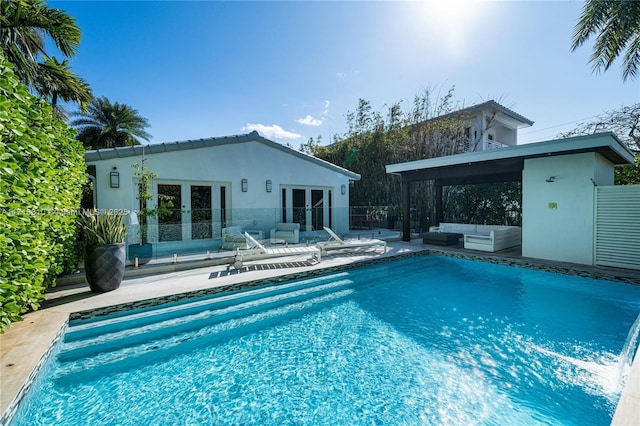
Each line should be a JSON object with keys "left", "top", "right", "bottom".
{"left": 1, "top": 238, "right": 638, "bottom": 425}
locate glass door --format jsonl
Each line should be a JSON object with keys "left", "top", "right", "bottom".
{"left": 157, "top": 184, "right": 182, "bottom": 242}
{"left": 311, "top": 189, "right": 324, "bottom": 231}
{"left": 286, "top": 188, "right": 329, "bottom": 232}
{"left": 190, "top": 185, "right": 212, "bottom": 240}
{"left": 292, "top": 189, "right": 307, "bottom": 231}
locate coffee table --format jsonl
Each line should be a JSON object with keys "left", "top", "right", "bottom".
{"left": 420, "top": 232, "right": 463, "bottom": 246}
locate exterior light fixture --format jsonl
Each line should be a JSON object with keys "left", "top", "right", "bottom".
{"left": 241, "top": 178, "right": 248, "bottom": 192}
{"left": 266, "top": 180, "right": 272, "bottom": 192}
{"left": 110, "top": 167, "right": 120, "bottom": 188}
{"left": 341, "top": 184, "right": 346, "bottom": 195}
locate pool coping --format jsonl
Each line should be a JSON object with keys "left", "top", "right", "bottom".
{"left": 1, "top": 243, "right": 638, "bottom": 425}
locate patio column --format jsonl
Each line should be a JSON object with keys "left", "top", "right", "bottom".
{"left": 402, "top": 180, "right": 411, "bottom": 241}
{"left": 435, "top": 181, "right": 443, "bottom": 226}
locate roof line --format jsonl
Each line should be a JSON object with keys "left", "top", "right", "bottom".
{"left": 386, "top": 132, "right": 634, "bottom": 175}
{"left": 84, "top": 131, "right": 361, "bottom": 180}
{"left": 432, "top": 100, "right": 534, "bottom": 127}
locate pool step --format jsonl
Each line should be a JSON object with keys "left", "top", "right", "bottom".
{"left": 66, "top": 272, "right": 352, "bottom": 342}
{"left": 59, "top": 277, "right": 353, "bottom": 362}
{"left": 52, "top": 260, "right": 430, "bottom": 385}
{"left": 52, "top": 273, "right": 353, "bottom": 384}
{"left": 53, "top": 287, "right": 354, "bottom": 386}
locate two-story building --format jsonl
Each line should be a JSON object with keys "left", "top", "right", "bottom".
{"left": 442, "top": 100, "right": 534, "bottom": 152}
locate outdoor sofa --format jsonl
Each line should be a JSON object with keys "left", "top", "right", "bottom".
{"left": 429, "top": 222, "right": 521, "bottom": 252}
{"left": 270, "top": 223, "right": 300, "bottom": 244}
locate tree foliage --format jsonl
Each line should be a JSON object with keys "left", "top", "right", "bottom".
{"left": 306, "top": 88, "right": 523, "bottom": 229}
{"left": 0, "top": 54, "right": 85, "bottom": 331}
{"left": 71, "top": 96, "right": 152, "bottom": 149}
{"left": 33, "top": 56, "right": 92, "bottom": 118}
{"left": 319, "top": 88, "right": 467, "bottom": 209}
{"left": 0, "top": 0, "right": 92, "bottom": 112}
{"left": 615, "top": 156, "right": 640, "bottom": 185}
{"left": 310, "top": 88, "right": 465, "bottom": 229}
{"left": 558, "top": 103, "right": 640, "bottom": 185}
{"left": 443, "top": 183, "right": 522, "bottom": 226}
{"left": 572, "top": 0, "right": 640, "bottom": 81}
{"left": 558, "top": 103, "right": 640, "bottom": 151}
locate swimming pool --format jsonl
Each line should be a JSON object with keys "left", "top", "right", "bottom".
{"left": 10, "top": 255, "right": 640, "bottom": 425}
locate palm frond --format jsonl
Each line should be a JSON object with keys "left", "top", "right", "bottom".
{"left": 572, "top": 0, "right": 640, "bottom": 80}
{"left": 72, "top": 96, "right": 152, "bottom": 149}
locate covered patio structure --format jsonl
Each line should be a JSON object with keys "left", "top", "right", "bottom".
{"left": 386, "top": 132, "right": 635, "bottom": 266}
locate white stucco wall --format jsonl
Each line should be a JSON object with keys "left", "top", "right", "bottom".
{"left": 521, "top": 152, "right": 615, "bottom": 265}
{"left": 87, "top": 139, "right": 355, "bottom": 238}
{"left": 494, "top": 126, "right": 517, "bottom": 146}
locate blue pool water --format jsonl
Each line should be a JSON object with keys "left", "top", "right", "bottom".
{"left": 11, "top": 255, "right": 640, "bottom": 425}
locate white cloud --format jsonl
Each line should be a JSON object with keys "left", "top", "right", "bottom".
{"left": 242, "top": 123, "right": 302, "bottom": 140}
{"left": 296, "top": 101, "right": 330, "bottom": 127}
{"left": 296, "top": 115, "right": 324, "bottom": 126}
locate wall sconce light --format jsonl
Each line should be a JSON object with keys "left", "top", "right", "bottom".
{"left": 110, "top": 167, "right": 120, "bottom": 188}
{"left": 341, "top": 184, "right": 346, "bottom": 195}
{"left": 266, "top": 179, "right": 272, "bottom": 192}
{"left": 241, "top": 178, "right": 248, "bottom": 192}
{"left": 545, "top": 176, "right": 555, "bottom": 183}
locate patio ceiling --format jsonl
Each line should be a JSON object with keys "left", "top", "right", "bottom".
{"left": 395, "top": 157, "right": 524, "bottom": 186}
{"left": 386, "top": 132, "right": 634, "bottom": 186}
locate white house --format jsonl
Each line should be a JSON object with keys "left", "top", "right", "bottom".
{"left": 428, "top": 100, "right": 534, "bottom": 152}
{"left": 85, "top": 131, "right": 360, "bottom": 256}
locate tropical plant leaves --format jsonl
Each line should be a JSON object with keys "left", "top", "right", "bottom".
{"left": 0, "top": 54, "right": 85, "bottom": 332}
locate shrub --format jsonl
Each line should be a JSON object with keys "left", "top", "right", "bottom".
{"left": 615, "top": 156, "right": 640, "bottom": 185}
{"left": 0, "top": 55, "right": 85, "bottom": 331}
{"left": 79, "top": 209, "right": 127, "bottom": 246}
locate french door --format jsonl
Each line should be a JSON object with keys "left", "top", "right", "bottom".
{"left": 155, "top": 183, "right": 227, "bottom": 242}
{"left": 286, "top": 187, "right": 330, "bottom": 232}
{"left": 190, "top": 185, "right": 212, "bottom": 240}
{"left": 157, "top": 184, "right": 182, "bottom": 242}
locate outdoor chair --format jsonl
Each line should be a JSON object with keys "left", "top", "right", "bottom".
{"left": 232, "top": 232, "right": 320, "bottom": 269}
{"left": 316, "top": 227, "right": 387, "bottom": 255}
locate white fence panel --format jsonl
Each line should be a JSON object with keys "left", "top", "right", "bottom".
{"left": 594, "top": 185, "right": 640, "bottom": 270}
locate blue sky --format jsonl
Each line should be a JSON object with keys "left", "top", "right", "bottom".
{"left": 53, "top": 1, "right": 638, "bottom": 149}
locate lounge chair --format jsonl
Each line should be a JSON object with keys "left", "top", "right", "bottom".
{"left": 317, "top": 227, "right": 387, "bottom": 255}
{"left": 220, "top": 226, "right": 248, "bottom": 250}
{"left": 232, "top": 232, "right": 321, "bottom": 269}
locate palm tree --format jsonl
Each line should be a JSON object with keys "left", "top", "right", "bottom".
{"left": 34, "top": 56, "right": 92, "bottom": 118}
{"left": 71, "top": 97, "right": 152, "bottom": 150}
{"left": 572, "top": 0, "right": 640, "bottom": 81}
{"left": 0, "top": 0, "right": 92, "bottom": 110}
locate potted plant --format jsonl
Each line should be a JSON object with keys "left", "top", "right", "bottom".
{"left": 79, "top": 209, "right": 127, "bottom": 293}
{"left": 128, "top": 147, "right": 173, "bottom": 265}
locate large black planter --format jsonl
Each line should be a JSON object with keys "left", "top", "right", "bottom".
{"left": 85, "top": 243, "right": 125, "bottom": 293}
{"left": 128, "top": 243, "right": 153, "bottom": 265}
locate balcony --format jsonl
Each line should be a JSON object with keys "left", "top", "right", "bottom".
{"left": 464, "top": 138, "right": 508, "bottom": 152}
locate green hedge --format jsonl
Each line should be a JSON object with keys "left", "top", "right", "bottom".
{"left": 0, "top": 55, "right": 85, "bottom": 331}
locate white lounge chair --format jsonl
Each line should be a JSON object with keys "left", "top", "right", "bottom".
{"left": 317, "top": 226, "right": 387, "bottom": 255}
{"left": 232, "top": 232, "right": 321, "bottom": 269}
